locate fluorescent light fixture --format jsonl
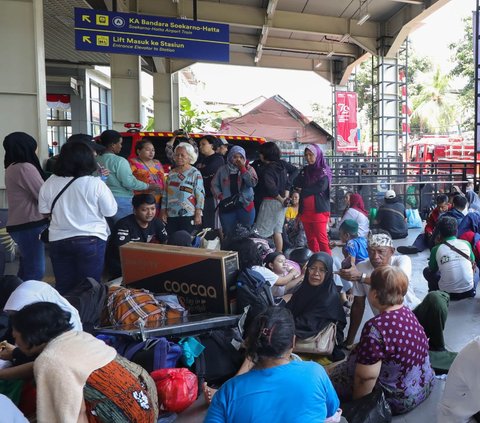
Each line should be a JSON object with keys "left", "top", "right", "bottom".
{"left": 357, "top": 13, "right": 370, "bottom": 25}
{"left": 340, "top": 34, "right": 350, "bottom": 42}
{"left": 326, "top": 51, "right": 334, "bottom": 58}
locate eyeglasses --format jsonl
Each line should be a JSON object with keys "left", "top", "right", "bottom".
{"left": 308, "top": 266, "right": 327, "bottom": 274}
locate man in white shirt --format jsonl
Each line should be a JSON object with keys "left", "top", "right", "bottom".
{"left": 339, "top": 230, "right": 450, "bottom": 350}
{"left": 424, "top": 216, "right": 476, "bottom": 300}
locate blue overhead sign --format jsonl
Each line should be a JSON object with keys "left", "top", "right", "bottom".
{"left": 74, "top": 8, "right": 229, "bottom": 62}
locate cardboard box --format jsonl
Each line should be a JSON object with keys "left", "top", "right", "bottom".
{"left": 120, "top": 243, "right": 239, "bottom": 314}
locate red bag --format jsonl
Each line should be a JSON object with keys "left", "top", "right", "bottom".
{"left": 151, "top": 368, "right": 198, "bottom": 413}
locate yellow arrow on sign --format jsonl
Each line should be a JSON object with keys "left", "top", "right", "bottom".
{"left": 82, "top": 15, "right": 91, "bottom": 23}
{"left": 83, "top": 36, "right": 91, "bottom": 44}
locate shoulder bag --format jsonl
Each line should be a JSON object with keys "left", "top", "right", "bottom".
{"left": 444, "top": 240, "right": 477, "bottom": 273}
{"left": 293, "top": 322, "right": 337, "bottom": 355}
{"left": 40, "top": 177, "right": 77, "bottom": 243}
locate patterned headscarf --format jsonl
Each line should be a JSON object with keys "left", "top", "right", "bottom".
{"left": 304, "top": 144, "right": 332, "bottom": 185}
{"left": 368, "top": 232, "right": 394, "bottom": 248}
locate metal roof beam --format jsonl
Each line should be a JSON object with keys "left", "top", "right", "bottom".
{"left": 384, "top": 0, "right": 453, "bottom": 57}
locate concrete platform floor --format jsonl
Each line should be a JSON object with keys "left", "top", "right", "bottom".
{"left": 7, "top": 228, "right": 479, "bottom": 422}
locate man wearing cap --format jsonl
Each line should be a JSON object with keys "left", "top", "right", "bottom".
{"left": 216, "top": 137, "right": 230, "bottom": 158}
{"left": 374, "top": 189, "right": 408, "bottom": 239}
{"left": 339, "top": 230, "right": 450, "bottom": 352}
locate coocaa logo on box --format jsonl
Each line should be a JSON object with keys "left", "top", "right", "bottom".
{"left": 164, "top": 280, "right": 217, "bottom": 298}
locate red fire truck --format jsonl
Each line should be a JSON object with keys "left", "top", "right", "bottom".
{"left": 407, "top": 135, "right": 476, "bottom": 175}
{"left": 115, "top": 124, "right": 266, "bottom": 168}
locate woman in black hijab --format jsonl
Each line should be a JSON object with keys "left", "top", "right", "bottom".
{"left": 3, "top": 132, "right": 48, "bottom": 281}
{"left": 287, "top": 252, "right": 346, "bottom": 360}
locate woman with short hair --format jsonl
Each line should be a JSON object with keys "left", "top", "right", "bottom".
{"left": 196, "top": 135, "right": 225, "bottom": 229}
{"left": 331, "top": 265, "right": 435, "bottom": 415}
{"left": 205, "top": 306, "right": 341, "bottom": 423}
{"left": 254, "top": 142, "right": 289, "bottom": 252}
{"left": 161, "top": 143, "right": 204, "bottom": 233}
{"left": 97, "top": 130, "right": 159, "bottom": 223}
{"left": 11, "top": 302, "right": 158, "bottom": 423}
{"left": 38, "top": 142, "right": 117, "bottom": 294}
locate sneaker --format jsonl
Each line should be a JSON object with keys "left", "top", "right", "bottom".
{"left": 397, "top": 245, "right": 420, "bottom": 255}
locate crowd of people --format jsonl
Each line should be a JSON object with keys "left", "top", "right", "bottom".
{"left": 1, "top": 129, "right": 480, "bottom": 421}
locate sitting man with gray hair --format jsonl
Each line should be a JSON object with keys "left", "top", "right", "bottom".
{"left": 339, "top": 230, "right": 450, "bottom": 352}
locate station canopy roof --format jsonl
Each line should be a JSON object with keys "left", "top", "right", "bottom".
{"left": 45, "top": 0, "right": 453, "bottom": 84}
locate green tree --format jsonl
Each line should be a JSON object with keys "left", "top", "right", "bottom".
{"left": 410, "top": 66, "right": 457, "bottom": 134}
{"left": 449, "top": 16, "right": 474, "bottom": 132}
{"left": 311, "top": 103, "right": 333, "bottom": 134}
{"left": 179, "top": 97, "right": 241, "bottom": 132}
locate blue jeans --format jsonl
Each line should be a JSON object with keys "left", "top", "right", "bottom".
{"left": 220, "top": 207, "right": 255, "bottom": 236}
{"left": 9, "top": 224, "right": 47, "bottom": 281}
{"left": 49, "top": 236, "right": 106, "bottom": 294}
{"left": 112, "top": 196, "right": 133, "bottom": 224}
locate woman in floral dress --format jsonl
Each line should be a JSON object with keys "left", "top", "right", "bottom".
{"left": 130, "top": 139, "right": 165, "bottom": 214}
{"left": 330, "top": 265, "right": 435, "bottom": 414}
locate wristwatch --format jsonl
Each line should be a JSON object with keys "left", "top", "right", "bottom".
{"left": 360, "top": 273, "right": 367, "bottom": 283}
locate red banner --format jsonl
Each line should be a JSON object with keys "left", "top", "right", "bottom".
{"left": 335, "top": 91, "right": 358, "bottom": 153}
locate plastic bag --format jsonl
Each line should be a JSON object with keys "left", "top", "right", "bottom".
{"left": 341, "top": 386, "right": 392, "bottom": 423}
{"left": 151, "top": 368, "right": 198, "bottom": 413}
{"left": 406, "top": 208, "right": 423, "bottom": 229}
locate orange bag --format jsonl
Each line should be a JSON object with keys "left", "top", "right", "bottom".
{"left": 151, "top": 368, "right": 198, "bottom": 413}
{"left": 106, "top": 286, "right": 166, "bottom": 326}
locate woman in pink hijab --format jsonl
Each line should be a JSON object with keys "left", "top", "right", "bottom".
{"left": 293, "top": 144, "right": 332, "bottom": 254}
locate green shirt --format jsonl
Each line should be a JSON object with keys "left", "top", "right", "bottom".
{"left": 96, "top": 153, "right": 148, "bottom": 198}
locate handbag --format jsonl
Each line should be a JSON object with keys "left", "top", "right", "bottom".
{"left": 196, "top": 228, "right": 221, "bottom": 250}
{"left": 293, "top": 322, "right": 337, "bottom": 355}
{"left": 40, "top": 177, "right": 77, "bottom": 243}
{"left": 217, "top": 194, "right": 241, "bottom": 213}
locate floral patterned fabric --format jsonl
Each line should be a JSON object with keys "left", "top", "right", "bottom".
{"left": 84, "top": 355, "right": 158, "bottom": 422}
{"left": 355, "top": 306, "right": 435, "bottom": 414}
{"left": 330, "top": 306, "right": 435, "bottom": 414}
{"left": 129, "top": 158, "right": 165, "bottom": 208}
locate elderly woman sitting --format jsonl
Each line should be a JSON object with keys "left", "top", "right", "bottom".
{"left": 331, "top": 265, "right": 435, "bottom": 415}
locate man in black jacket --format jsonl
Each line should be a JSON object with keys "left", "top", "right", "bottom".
{"left": 107, "top": 194, "right": 168, "bottom": 279}
{"left": 374, "top": 190, "right": 408, "bottom": 239}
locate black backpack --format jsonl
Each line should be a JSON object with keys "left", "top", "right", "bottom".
{"left": 64, "top": 277, "right": 108, "bottom": 333}
{"left": 236, "top": 268, "right": 276, "bottom": 332}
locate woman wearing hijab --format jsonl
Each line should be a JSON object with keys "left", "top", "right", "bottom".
{"left": 293, "top": 145, "right": 332, "bottom": 253}
{"left": 211, "top": 146, "right": 258, "bottom": 236}
{"left": 3, "top": 132, "right": 48, "bottom": 281}
{"left": 339, "top": 193, "right": 370, "bottom": 238}
{"left": 287, "top": 252, "right": 346, "bottom": 361}
{"left": 466, "top": 190, "right": 480, "bottom": 213}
